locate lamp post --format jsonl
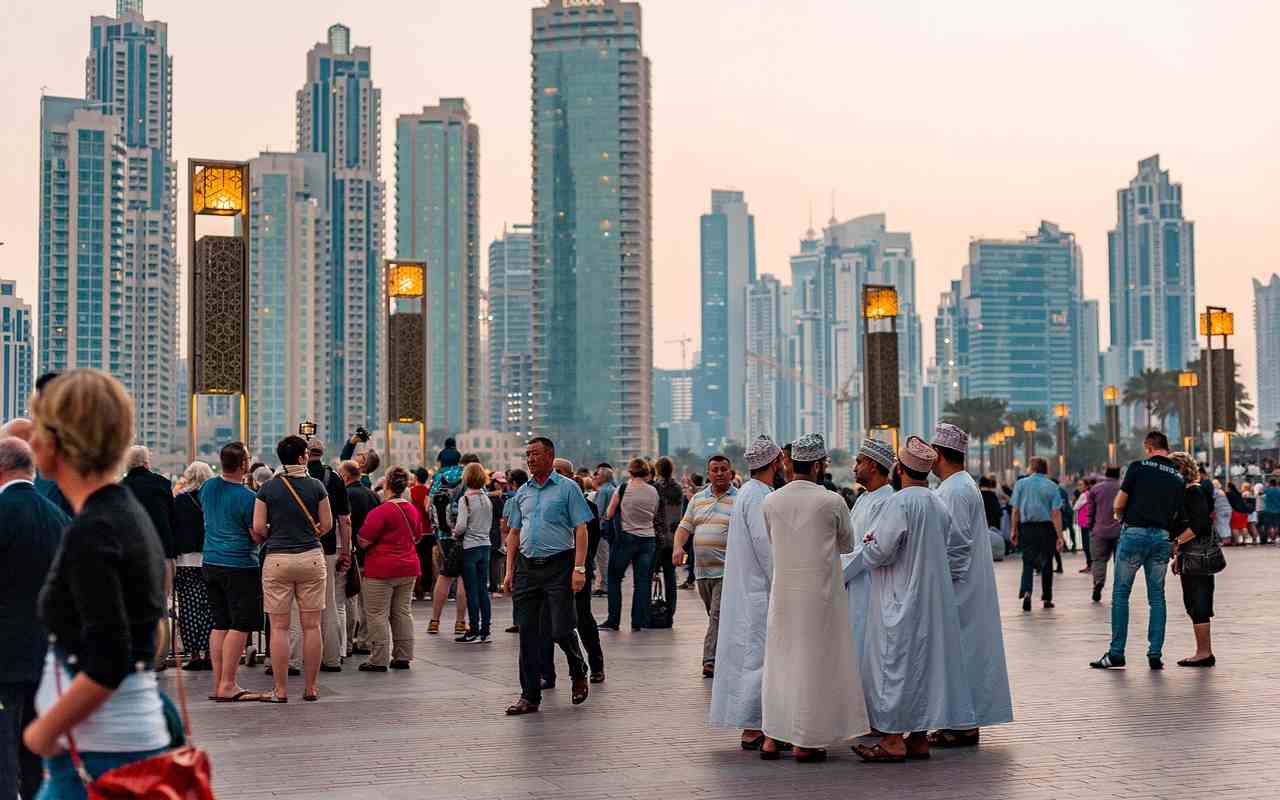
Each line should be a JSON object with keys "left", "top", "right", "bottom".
{"left": 1023, "top": 419, "right": 1038, "bottom": 461}
{"left": 386, "top": 260, "right": 428, "bottom": 465}
{"left": 1103, "top": 385, "right": 1120, "bottom": 466}
{"left": 1054, "top": 404, "right": 1069, "bottom": 479}
{"left": 1178, "top": 371, "right": 1199, "bottom": 454}
{"left": 989, "top": 433, "right": 1002, "bottom": 476}
{"left": 1002, "top": 425, "right": 1016, "bottom": 480}
{"left": 1200, "top": 306, "right": 1235, "bottom": 479}
{"left": 862, "top": 285, "right": 900, "bottom": 451}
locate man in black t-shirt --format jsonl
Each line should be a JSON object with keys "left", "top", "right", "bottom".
{"left": 1090, "top": 431, "right": 1192, "bottom": 671}
{"left": 307, "top": 441, "right": 352, "bottom": 670}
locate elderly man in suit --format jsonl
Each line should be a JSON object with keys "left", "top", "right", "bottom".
{"left": 0, "top": 436, "right": 69, "bottom": 800}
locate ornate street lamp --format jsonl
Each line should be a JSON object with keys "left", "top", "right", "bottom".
{"left": 1002, "top": 425, "right": 1016, "bottom": 479}
{"left": 1103, "top": 385, "right": 1120, "bottom": 466}
{"left": 1054, "top": 404, "right": 1069, "bottom": 478}
{"left": 386, "top": 260, "right": 427, "bottom": 464}
{"left": 1178, "top": 371, "right": 1199, "bottom": 454}
{"left": 1023, "top": 418, "right": 1038, "bottom": 460}
{"left": 188, "top": 160, "right": 250, "bottom": 462}
{"left": 1200, "top": 306, "right": 1235, "bottom": 478}
{"left": 298, "top": 420, "right": 317, "bottom": 441}
{"left": 862, "top": 285, "right": 900, "bottom": 451}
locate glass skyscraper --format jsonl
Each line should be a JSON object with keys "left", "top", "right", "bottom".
{"left": 297, "top": 23, "right": 386, "bottom": 446}
{"left": 1254, "top": 275, "right": 1280, "bottom": 440}
{"left": 0, "top": 281, "right": 34, "bottom": 423}
{"left": 487, "top": 225, "right": 533, "bottom": 435}
{"left": 395, "top": 99, "right": 480, "bottom": 434}
{"left": 530, "top": 0, "right": 652, "bottom": 463}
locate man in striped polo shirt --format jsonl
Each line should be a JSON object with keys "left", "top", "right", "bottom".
{"left": 673, "top": 454, "right": 737, "bottom": 678}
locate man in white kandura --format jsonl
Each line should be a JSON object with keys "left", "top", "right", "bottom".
{"left": 854, "top": 436, "right": 975, "bottom": 763}
{"left": 842, "top": 438, "right": 896, "bottom": 671}
{"left": 709, "top": 435, "right": 783, "bottom": 751}
{"left": 759, "top": 433, "right": 866, "bottom": 763}
{"left": 929, "top": 423, "right": 1013, "bottom": 748}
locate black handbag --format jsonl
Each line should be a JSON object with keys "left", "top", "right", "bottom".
{"left": 1180, "top": 536, "right": 1226, "bottom": 576}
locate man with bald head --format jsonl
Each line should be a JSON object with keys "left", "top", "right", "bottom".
{"left": 0, "top": 436, "right": 70, "bottom": 799}
{"left": 0, "top": 417, "right": 72, "bottom": 516}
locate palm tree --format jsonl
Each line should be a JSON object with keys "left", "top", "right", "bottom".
{"left": 1003, "top": 408, "right": 1053, "bottom": 465}
{"left": 1122, "top": 369, "right": 1177, "bottom": 429}
{"left": 941, "top": 396, "right": 1008, "bottom": 473}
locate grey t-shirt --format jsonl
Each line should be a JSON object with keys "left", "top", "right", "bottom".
{"left": 618, "top": 479, "right": 659, "bottom": 538}
{"left": 257, "top": 475, "right": 327, "bottom": 555}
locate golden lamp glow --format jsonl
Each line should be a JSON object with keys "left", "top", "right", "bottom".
{"left": 1054, "top": 404, "right": 1069, "bottom": 419}
{"left": 1023, "top": 419, "right": 1038, "bottom": 433}
{"left": 1002, "top": 425, "right": 1016, "bottom": 438}
{"left": 191, "top": 165, "right": 245, "bottom": 216}
{"left": 1178, "top": 371, "right": 1200, "bottom": 389}
{"left": 863, "top": 286, "right": 899, "bottom": 320}
{"left": 1103, "top": 385, "right": 1119, "bottom": 403}
{"left": 387, "top": 262, "right": 425, "bottom": 298}
{"left": 298, "top": 420, "right": 317, "bottom": 439}
{"left": 1199, "top": 310, "right": 1234, "bottom": 336}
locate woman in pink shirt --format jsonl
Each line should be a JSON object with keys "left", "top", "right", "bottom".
{"left": 356, "top": 466, "right": 423, "bottom": 672}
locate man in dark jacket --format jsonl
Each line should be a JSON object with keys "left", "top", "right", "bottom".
{"left": 121, "top": 445, "right": 176, "bottom": 575}
{"left": 0, "top": 436, "right": 69, "bottom": 800}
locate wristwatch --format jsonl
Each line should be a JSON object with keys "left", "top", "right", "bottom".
{"left": 573, "top": 565, "right": 587, "bottom": 574}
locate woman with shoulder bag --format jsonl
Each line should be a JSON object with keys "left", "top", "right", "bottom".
{"left": 356, "top": 466, "right": 423, "bottom": 670}
{"left": 1168, "top": 451, "right": 1222, "bottom": 668}
{"left": 174, "top": 461, "right": 215, "bottom": 671}
{"left": 453, "top": 463, "right": 494, "bottom": 644}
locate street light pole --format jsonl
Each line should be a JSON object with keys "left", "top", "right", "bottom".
{"left": 1103, "top": 386, "right": 1119, "bottom": 466}
{"left": 1054, "top": 404, "right": 1069, "bottom": 479}
{"left": 1023, "top": 419, "right": 1038, "bottom": 461}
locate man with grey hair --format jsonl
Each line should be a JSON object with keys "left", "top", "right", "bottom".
{"left": 0, "top": 417, "right": 72, "bottom": 515}
{"left": 122, "top": 443, "right": 177, "bottom": 614}
{"left": 0, "top": 436, "right": 69, "bottom": 799}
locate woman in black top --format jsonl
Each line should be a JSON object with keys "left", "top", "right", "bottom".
{"left": 23, "top": 369, "right": 171, "bottom": 797}
{"left": 1169, "top": 452, "right": 1216, "bottom": 667}
{"left": 174, "top": 461, "right": 215, "bottom": 671}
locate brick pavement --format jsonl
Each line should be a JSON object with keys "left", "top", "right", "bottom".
{"left": 175, "top": 547, "right": 1276, "bottom": 799}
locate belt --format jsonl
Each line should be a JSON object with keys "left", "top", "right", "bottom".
{"left": 519, "top": 549, "right": 574, "bottom": 567}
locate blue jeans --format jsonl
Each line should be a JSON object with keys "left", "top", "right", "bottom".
{"left": 606, "top": 531, "right": 655, "bottom": 628}
{"left": 38, "top": 748, "right": 169, "bottom": 799}
{"left": 1108, "top": 526, "right": 1172, "bottom": 660}
{"left": 461, "top": 545, "right": 492, "bottom": 637}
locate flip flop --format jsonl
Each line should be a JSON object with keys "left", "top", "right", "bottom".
{"left": 260, "top": 691, "right": 288, "bottom": 704}
{"left": 215, "top": 690, "right": 265, "bottom": 703}
{"left": 854, "top": 743, "right": 906, "bottom": 763}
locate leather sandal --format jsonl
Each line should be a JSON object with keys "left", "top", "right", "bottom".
{"left": 854, "top": 743, "right": 906, "bottom": 763}
{"left": 926, "top": 729, "right": 979, "bottom": 748}
{"left": 741, "top": 733, "right": 766, "bottom": 751}
{"left": 505, "top": 699, "right": 539, "bottom": 716}
{"left": 454, "top": 621, "right": 468, "bottom": 635}
{"left": 428, "top": 619, "right": 440, "bottom": 634}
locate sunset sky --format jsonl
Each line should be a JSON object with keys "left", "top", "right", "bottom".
{"left": 5, "top": 1, "right": 1277, "bottom": 425}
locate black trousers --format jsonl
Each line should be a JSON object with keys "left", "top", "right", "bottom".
{"left": 0, "top": 681, "right": 41, "bottom": 800}
{"left": 541, "top": 580, "right": 604, "bottom": 680}
{"left": 514, "top": 551, "right": 586, "bottom": 704}
{"left": 1019, "top": 522, "right": 1057, "bottom": 601}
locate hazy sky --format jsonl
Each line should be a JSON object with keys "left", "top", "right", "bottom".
{"left": 5, "top": 1, "right": 1278, "bottom": 424}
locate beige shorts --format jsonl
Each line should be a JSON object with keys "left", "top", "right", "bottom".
{"left": 262, "top": 550, "right": 327, "bottom": 615}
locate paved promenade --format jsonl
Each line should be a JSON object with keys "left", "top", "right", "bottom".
{"left": 177, "top": 546, "right": 1276, "bottom": 800}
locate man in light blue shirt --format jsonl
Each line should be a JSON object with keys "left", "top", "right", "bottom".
{"left": 1009, "top": 457, "right": 1064, "bottom": 612}
{"left": 501, "top": 437, "right": 593, "bottom": 715}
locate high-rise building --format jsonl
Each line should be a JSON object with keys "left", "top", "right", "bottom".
{"left": 1254, "top": 275, "right": 1280, "bottom": 440}
{"left": 961, "top": 221, "right": 1085, "bottom": 418}
{"left": 38, "top": 97, "right": 127, "bottom": 380}
{"left": 1106, "top": 155, "right": 1197, "bottom": 379}
{"left": 745, "top": 274, "right": 785, "bottom": 442}
{"left": 0, "top": 281, "right": 33, "bottom": 423}
{"left": 245, "top": 152, "right": 330, "bottom": 458}
{"left": 297, "top": 23, "right": 386, "bottom": 444}
{"left": 530, "top": 0, "right": 652, "bottom": 463}
{"left": 696, "top": 189, "right": 756, "bottom": 445}
{"left": 930, "top": 278, "right": 970, "bottom": 410}
{"left": 86, "top": 1, "right": 178, "bottom": 453}
{"left": 395, "top": 99, "right": 480, "bottom": 433}
{"left": 1078, "top": 299, "right": 1103, "bottom": 428}
{"left": 487, "top": 225, "right": 533, "bottom": 435}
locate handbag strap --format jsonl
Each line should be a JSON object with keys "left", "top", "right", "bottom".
{"left": 390, "top": 499, "right": 417, "bottom": 538}
{"left": 280, "top": 476, "right": 323, "bottom": 536}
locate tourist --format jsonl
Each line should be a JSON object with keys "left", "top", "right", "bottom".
{"left": 437, "top": 436, "right": 461, "bottom": 469}
{"left": 249, "top": 465, "right": 273, "bottom": 492}
{"left": 853, "top": 437, "right": 974, "bottom": 763}
{"left": 1010, "top": 457, "right": 1065, "bottom": 611}
{"left": 502, "top": 437, "right": 593, "bottom": 715}
{"left": 23, "top": 370, "right": 172, "bottom": 791}
{"left": 1211, "top": 480, "right": 1232, "bottom": 545}
{"left": 1167, "top": 452, "right": 1218, "bottom": 667}
{"left": 673, "top": 456, "right": 736, "bottom": 677}
{"left": 1075, "top": 478, "right": 1094, "bottom": 574}
{"left": 540, "top": 467, "right": 606, "bottom": 687}
{"left": 603, "top": 458, "right": 662, "bottom": 631}
{"left": 428, "top": 457, "right": 468, "bottom": 636}
{"left": 487, "top": 473, "right": 509, "bottom": 592}
{"left": 121, "top": 445, "right": 177, "bottom": 614}
{"left": 759, "top": 433, "right": 865, "bottom": 763}
{"left": 1244, "top": 483, "right": 1260, "bottom": 545}
{"left": 173, "top": 461, "right": 214, "bottom": 671}
{"left": 254, "top": 435, "right": 332, "bottom": 702}
{"left": 590, "top": 463, "right": 617, "bottom": 596}
{"left": 652, "top": 457, "right": 684, "bottom": 623}
{"left": 454, "top": 462, "right": 494, "bottom": 643}
{"left": 201, "top": 442, "right": 263, "bottom": 702}
{"left": 843, "top": 438, "right": 896, "bottom": 677}
{"left": 1261, "top": 477, "right": 1280, "bottom": 544}
{"left": 0, "top": 409, "right": 74, "bottom": 516}
{"left": 356, "top": 466, "right": 423, "bottom": 670}
{"left": 1226, "top": 482, "right": 1250, "bottom": 546}
{"left": 305, "top": 440, "right": 352, "bottom": 672}
{"left": 501, "top": 469, "right": 528, "bottom": 633}
{"left": 341, "top": 460, "right": 380, "bottom": 656}
{"left": 928, "top": 424, "right": 1013, "bottom": 748}
{"left": 1087, "top": 466, "right": 1123, "bottom": 602}
{"left": 0, "top": 436, "right": 68, "bottom": 800}
{"left": 1090, "top": 431, "right": 1190, "bottom": 671}
{"left": 409, "top": 467, "right": 435, "bottom": 599}
{"left": 709, "top": 436, "right": 781, "bottom": 750}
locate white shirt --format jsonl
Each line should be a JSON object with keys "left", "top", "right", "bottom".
{"left": 0, "top": 477, "right": 34, "bottom": 494}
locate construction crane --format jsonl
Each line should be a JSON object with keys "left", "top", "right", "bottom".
{"left": 746, "top": 350, "right": 858, "bottom": 452}
{"left": 666, "top": 335, "right": 693, "bottom": 371}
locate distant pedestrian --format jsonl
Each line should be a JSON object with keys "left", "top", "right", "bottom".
{"left": 1087, "top": 467, "right": 1122, "bottom": 602}
{"left": 454, "top": 462, "right": 494, "bottom": 643}
{"left": 356, "top": 466, "right": 423, "bottom": 671}
{"left": 602, "top": 458, "right": 661, "bottom": 631}
{"left": 673, "top": 456, "right": 736, "bottom": 678}
{"left": 1010, "top": 458, "right": 1065, "bottom": 611}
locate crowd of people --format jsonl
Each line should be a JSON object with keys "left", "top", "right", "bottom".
{"left": 0, "top": 366, "right": 1266, "bottom": 796}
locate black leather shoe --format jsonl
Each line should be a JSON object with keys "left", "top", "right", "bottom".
{"left": 1022, "top": 596, "right": 1031, "bottom": 612}
{"left": 358, "top": 662, "right": 388, "bottom": 673}
{"left": 389, "top": 660, "right": 411, "bottom": 670}
{"left": 599, "top": 621, "right": 621, "bottom": 631}
{"left": 1091, "top": 585, "right": 1102, "bottom": 603}
{"left": 320, "top": 664, "right": 342, "bottom": 673}
{"left": 1149, "top": 657, "right": 1164, "bottom": 670}
{"left": 1089, "top": 653, "right": 1125, "bottom": 669}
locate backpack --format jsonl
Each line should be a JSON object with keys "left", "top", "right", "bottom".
{"left": 430, "top": 465, "right": 464, "bottom": 535}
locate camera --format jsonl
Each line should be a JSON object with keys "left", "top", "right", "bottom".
{"left": 354, "top": 426, "right": 370, "bottom": 443}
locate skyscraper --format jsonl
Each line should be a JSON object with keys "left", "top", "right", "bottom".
{"left": 696, "top": 189, "right": 756, "bottom": 445}
{"left": 745, "top": 274, "right": 785, "bottom": 442}
{"left": 1106, "top": 155, "right": 1197, "bottom": 379}
{"left": 930, "top": 278, "right": 970, "bottom": 410}
{"left": 530, "top": 0, "right": 652, "bottom": 463}
{"left": 38, "top": 97, "right": 127, "bottom": 380}
{"left": 488, "top": 225, "right": 534, "bottom": 435}
{"left": 0, "top": 281, "right": 33, "bottom": 423}
{"left": 1078, "top": 299, "right": 1103, "bottom": 428}
{"left": 395, "top": 99, "right": 480, "bottom": 433}
{"left": 246, "top": 152, "right": 330, "bottom": 459}
{"left": 1254, "top": 275, "right": 1280, "bottom": 440}
{"left": 297, "top": 23, "right": 386, "bottom": 445}
{"left": 86, "top": 1, "right": 178, "bottom": 453}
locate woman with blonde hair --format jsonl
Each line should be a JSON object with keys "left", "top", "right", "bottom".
{"left": 454, "top": 461, "right": 494, "bottom": 643}
{"left": 174, "top": 460, "right": 215, "bottom": 671}
{"left": 23, "top": 370, "right": 173, "bottom": 796}
{"left": 356, "top": 466, "right": 424, "bottom": 670}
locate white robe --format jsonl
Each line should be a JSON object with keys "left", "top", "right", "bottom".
{"left": 760, "top": 480, "right": 867, "bottom": 747}
{"left": 936, "top": 471, "right": 1013, "bottom": 728}
{"left": 709, "top": 478, "right": 773, "bottom": 729}
{"left": 841, "top": 484, "right": 895, "bottom": 667}
{"left": 862, "top": 486, "right": 976, "bottom": 734}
